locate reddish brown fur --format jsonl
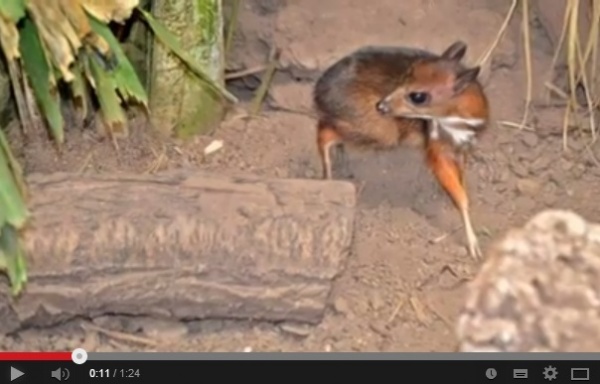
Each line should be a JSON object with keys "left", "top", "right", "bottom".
{"left": 451, "top": 83, "right": 489, "bottom": 120}
{"left": 313, "top": 47, "right": 432, "bottom": 170}
{"left": 381, "top": 60, "right": 489, "bottom": 123}
{"left": 312, "top": 41, "right": 489, "bottom": 258}
{"left": 313, "top": 43, "right": 488, "bottom": 177}
{"left": 425, "top": 139, "right": 466, "bottom": 210}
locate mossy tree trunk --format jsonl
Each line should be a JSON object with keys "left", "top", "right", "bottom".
{"left": 148, "top": 0, "right": 225, "bottom": 138}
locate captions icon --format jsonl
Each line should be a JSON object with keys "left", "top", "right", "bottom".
{"left": 514, "top": 369, "right": 528, "bottom": 379}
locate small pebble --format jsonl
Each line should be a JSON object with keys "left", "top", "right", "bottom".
{"left": 369, "top": 293, "right": 385, "bottom": 311}
{"left": 530, "top": 155, "right": 553, "bottom": 173}
{"left": 333, "top": 297, "right": 350, "bottom": 314}
{"left": 139, "top": 318, "right": 188, "bottom": 342}
{"left": 572, "top": 164, "right": 587, "bottom": 179}
{"left": 516, "top": 178, "right": 541, "bottom": 197}
{"left": 521, "top": 132, "right": 539, "bottom": 148}
{"left": 561, "top": 160, "right": 574, "bottom": 171}
{"left": 280, "top": 323, "right": 312, "bottom": 337}
{"left": 204, "top": 139, "right": 224, "bottom": 156}
{"left": 510, "top": 162, "right": 529, "bottom": 177}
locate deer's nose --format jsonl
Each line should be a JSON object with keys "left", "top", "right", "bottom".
{"left": 376, "top": 99, "right": 390, "bottom": 115}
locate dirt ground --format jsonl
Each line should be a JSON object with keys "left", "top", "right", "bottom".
{"left": 2, "top": 0, "right": 600, "bottom": 352}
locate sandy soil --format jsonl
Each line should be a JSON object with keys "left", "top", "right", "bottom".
{"left": 2, "top": 0, "right": 600, "bottom": 352}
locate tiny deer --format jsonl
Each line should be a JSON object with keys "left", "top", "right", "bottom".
{"left": 313, "top": 41, "right": 489, "bottom": 258}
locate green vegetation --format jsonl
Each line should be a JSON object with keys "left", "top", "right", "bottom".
{"left": 0, "top": 0, "right": 237, "bottom": 295}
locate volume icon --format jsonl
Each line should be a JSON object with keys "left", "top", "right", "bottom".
{"left": 51, "top": 368, "right": 70, "bottom": 381}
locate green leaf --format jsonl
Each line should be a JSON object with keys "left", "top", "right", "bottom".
{"left": 0, "top": 0, "right": 25, "bottom": 23}
{"left": 87, "top": 15, "right": 148, "bottom": 108}
{"left": 0, "top": 127, "right": 26, "bottom": 198}
{"left": 0, "top": 224, "right": 28, "bottom": 296}
{"left": 87, "top": 54, "right": 127, "bottom": 134}
{"left": 69, "top": 60, "right": 89, "bottom": 118}
{"left": 0, "top": 149, "right": 28, "bottom": 228}
{"left": 136, "top": 7, "right": 238, "bottom": 104}
{"left": 0, "top": 194, "right": 6, "bottom": 226}
{"left": 18, "top": 18, "right": 64, "bottom": 144}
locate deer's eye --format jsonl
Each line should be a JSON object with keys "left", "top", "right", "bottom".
{"left": 407, "top": 92, "right": 430, "bottom": 105}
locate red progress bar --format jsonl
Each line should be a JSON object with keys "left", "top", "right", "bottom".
{"left": 0, "top": 352, "right": 71, "bottom": 361}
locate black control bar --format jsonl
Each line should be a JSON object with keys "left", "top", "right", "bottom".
{"left": 3, "top": 359, "right": 598, "bottom": 384}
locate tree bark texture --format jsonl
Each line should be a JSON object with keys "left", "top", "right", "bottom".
{"left": 149, "top": 0, "right": 226, "bottom": 137}
{"left": 0, "top": 170, "right": 357, "bottom": 334}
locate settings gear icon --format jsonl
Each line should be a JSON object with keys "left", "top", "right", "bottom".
{"left": 543, "top": 365, "right": 558, "bottom": 381}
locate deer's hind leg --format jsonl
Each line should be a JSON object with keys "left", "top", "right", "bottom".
{"left": 317, "top": 121, "right": 354, "bottom": 179}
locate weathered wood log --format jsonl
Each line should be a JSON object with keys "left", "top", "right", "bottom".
{"left": 0, "top": 171, "right": 357, "bottom": 334}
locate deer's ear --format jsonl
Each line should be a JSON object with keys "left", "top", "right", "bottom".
{"left": 453, "top": 66, "right": 480, "bottom": 93}
{"left": 441, "top": 41, "right": 467, "bottom": 62}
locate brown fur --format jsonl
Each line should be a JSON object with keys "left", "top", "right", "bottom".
{"left": 313, "top": 43, "right": 489, "bottom": 167}
{"left": 381, "top": 60, "right": 489, "bottom": 126}
{"left": 312, "top": 41, "right": 490, "bottom": 259}
{"left": 313, "top": 46, "right": 433, "bottom": 153}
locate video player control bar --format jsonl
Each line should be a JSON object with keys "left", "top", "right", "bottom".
{"left": 1, "top": 349, "right": 600, "bottom": 384}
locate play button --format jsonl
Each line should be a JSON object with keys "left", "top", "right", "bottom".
{"left": 11, "top": 367, "right": 24, "bottom": 381}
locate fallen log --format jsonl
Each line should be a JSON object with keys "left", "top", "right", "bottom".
{"left": 0, "top": 170, "right": 357, "bottom": 334}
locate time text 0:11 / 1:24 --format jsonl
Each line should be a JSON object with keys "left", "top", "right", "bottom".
{"left": 89, "top": 368, "right": 141, "bottom": 378}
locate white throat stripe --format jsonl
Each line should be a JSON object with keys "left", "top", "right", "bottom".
{"left": 431, "top": 118, "right": 481, "bottom": 146}
{"left": 438, "top": 116, "right": 485, "bottom": 127}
